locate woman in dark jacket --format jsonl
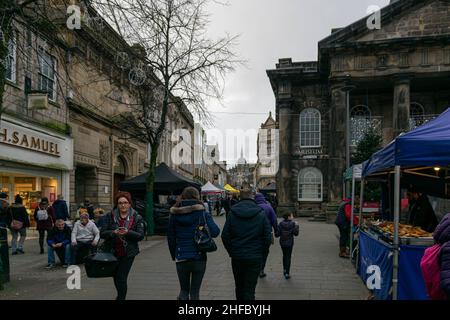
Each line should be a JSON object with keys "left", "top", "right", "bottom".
{"left": 100, "top": 191, "right": 144, "bottom": 300}
{"left": 34, "top": 197, "right": 55, "bottom": 254}
{"left": 7, "top": 195, "right": 30, "bottom": 254}
{"left": 276, "top": 213, "right": 299, "bottom": 279}
{"left": 168, "top": 187, "right": 220, "bottom": 300}
{"left": 434, "top": 213, "right": 450, "bottom": 297}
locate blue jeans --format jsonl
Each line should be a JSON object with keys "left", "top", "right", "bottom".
{"left": 48, "top": 244, "right": 71, "bottom": 265}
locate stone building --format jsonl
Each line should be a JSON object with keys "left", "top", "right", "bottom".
{"left": 228, "top": 149, "right": 256, "bottom": 188}
{"left": 1, "top": 18, "right": 74, "bottom": 226}
{"left": 255, "top": 112, "right": 277, "bottom": 189}
{"left": 267, "top": 0, "right": 450, "bottom": 215}
{"left": 1, "top": 1, "right": 196, "bottom": 215}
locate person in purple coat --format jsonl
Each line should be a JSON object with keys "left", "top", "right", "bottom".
{"left": 255, "top": 193, "right": 278, "bottom": 278}
{"left": 434, "top": 213, "right": 450, "bottom": 298}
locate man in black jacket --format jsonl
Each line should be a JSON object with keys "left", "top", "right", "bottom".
{"left": 221, "top": 183, "right": 272, "bottom": 300}
{"left": 408, "top": 191, "right": 438, "bottom": 233}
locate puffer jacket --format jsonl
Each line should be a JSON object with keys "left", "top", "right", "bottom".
{"left": 434, "top": 213, "right": 450, "bottom": 295}
{"left": 221, "top": 198, "right": 272, "bottom": 261}
{"left": 255, "top": 193, "right": 278, "bottom": 234}
{"left": 168, "top": 200, "right": 220, "bottom": 262}
{"left": 277, "top": 219, "right": 299, "bottom": 248}
{"left": 100, "top": 208, "right": 145, "bottom": 258}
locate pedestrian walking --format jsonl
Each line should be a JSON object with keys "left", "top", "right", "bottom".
{"left": 222, "top": 183, "right": 272, "bottom": 300}
{"left": 276, "top": 213, "right": 299, "bottom": 279}
{"left": 334, "top": 197, "right": 359, "bottom": 258}
{"left": 34, "top": 197, "right": 55, "bottom": 254}
{"left": 100, "top": 191, "right": 145, "bottom": 300}
{"left": 46, "top": 219, "right": 72, "bottom": 268}
{"left": 168, "top": 187, "right": 220, "bottom": 300}
{"left": 52, "top": 194, "right": 70, "bottom": 221}
{"left": 71, "top": 212, "right": 100, "bottom": 264}
{"left": 255, "top": 193, "right": 278, "bottom": 278}
{"left": 7, "top": 195, "right": 30, "bottom": 255}
{"left": 433, "top": 213, "right": 450, "bottom": 299}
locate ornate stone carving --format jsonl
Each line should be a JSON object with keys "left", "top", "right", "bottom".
{"left": 99, "top": 143, "right": 109, "bottom": 166}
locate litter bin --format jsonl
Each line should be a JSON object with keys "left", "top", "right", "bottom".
{"left": 0, "top": 224, "right": 10, "bottom": 287}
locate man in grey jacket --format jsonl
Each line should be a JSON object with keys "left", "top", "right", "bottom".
{"left": 71, "top": 212, "right": 99, "bottom": 264}
{"left": 221, "top": 182, "right": 272, "bottom": 300}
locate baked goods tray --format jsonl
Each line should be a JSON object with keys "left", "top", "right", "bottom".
{"left": 368, "top": 225, "right": 434, "bottom": 246}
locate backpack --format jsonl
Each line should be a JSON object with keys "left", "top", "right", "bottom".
{"left": 420, "top": 243, "right": 447, "bottom": 300}
{"left": 37, "top": 208, "right": 49, "bottom": 221}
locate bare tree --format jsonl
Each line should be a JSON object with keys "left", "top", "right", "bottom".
{"left": 89, "top": 0, "right": 241, "bottom": 235}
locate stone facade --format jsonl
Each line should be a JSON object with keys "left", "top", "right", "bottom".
{"left": 267, "top": 0, "right": 450, "bottom": 215}
{"left": 255, "top": 112, "right": 277, "bottom": 189}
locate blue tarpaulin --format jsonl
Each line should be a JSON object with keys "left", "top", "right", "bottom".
{"left": 358, "top": 231, "right": 393, "bottom": 300}
{"left": 398, "top": 245, "right": 429, "bottom": 300}
{"left": 362, "top": 107, "right": 450, "bottom": 177}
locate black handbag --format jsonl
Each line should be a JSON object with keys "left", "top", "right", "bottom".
{"left": 194, "top": 212, "right": 217, "bottom": 253}
{"left": 84, "top": 250, "right": 118, "bottom": 278}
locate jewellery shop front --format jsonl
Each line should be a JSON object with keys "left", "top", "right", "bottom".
{"left": 0, "top": 115, "right": 73, "bottom": 228}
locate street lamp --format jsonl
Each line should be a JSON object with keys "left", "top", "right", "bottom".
{"left": 340, "top": 76, "right": 356, "bottom": 198}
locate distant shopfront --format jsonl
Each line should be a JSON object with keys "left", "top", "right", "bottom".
{"left": 0, "top": 115, "right": 73, "bottom": 227}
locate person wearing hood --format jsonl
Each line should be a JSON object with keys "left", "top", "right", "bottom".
{"left": 168, "top": 187, "right": 220, "bottom": 300}
{"left": 100, "top": 191, "right": 144, "bottom": 300}
{"left": 255, "top": 193, "right": 278, "bottom": 278}
{"left": 7, "top": 195, "right": 30, "bottom": 255}
{"left": 276, "top": 213, "right": 299, "bottom": 279}
{"left": 221, "top": 182, "right": 272, "bottom": 300}
{"left": 52, "top": 194, "right": 70, "bottom": 221}
{"left": 433, "top": 213, "right": 450, "bottom": 298}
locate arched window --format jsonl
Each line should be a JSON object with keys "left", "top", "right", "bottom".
{"left": 300, "top": 108, "right": 321, "bottom": 147}
{"left": 409, "top": 102, "right": 426, "bottom": 129}
{"left": 298, "top": 167, "right": 323, "bottom": 202}
{"left": 350, "top": 105, "right": 371, "bottom": 146}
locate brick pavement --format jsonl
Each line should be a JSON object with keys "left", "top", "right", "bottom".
{"left": 0, "top": 217, "right": 368, "bottom": 300}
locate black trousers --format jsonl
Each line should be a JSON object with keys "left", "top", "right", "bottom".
{"left": 71, "top": 241, "right": 95, "bottom": 264}
{"left": 281, "top": 246, "right": 293, "bottom": 275}
{"left": 176, "top": 260, "right": 207, "bottom": 300}
{"left": 38, "top": 229, "right": 49, "bottom": 251}
{"left": 113, "top": 256, "right": 135, "bottom": 300}
{"left": 338, "top": 225, "right": 350, "bottom": 248}
{"left": 231, "top": 259, "right": 261, "bottom": 300}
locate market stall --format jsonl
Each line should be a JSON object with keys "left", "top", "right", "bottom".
{"left": 358, "top": 107, "right": 450, "bottom": 300}
{"left": 201, "top": 182, "right": 224, "bottom": 195}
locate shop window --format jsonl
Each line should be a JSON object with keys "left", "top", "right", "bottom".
{"left": 298, "top": 167, "right": 323, "bottom": 202}
{"left": 300, "top": 108, "right": 321, "bottom": 148}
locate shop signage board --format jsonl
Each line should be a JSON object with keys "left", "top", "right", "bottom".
{"left": 0, "top": 116, "right": 73, "bottom": 170}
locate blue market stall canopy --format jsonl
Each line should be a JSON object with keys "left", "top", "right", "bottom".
{"left": 120, "top": 162, "right": 201, "bottom": 193}
{"left": 363, "top": 107, "right": 450, "bottom": 177}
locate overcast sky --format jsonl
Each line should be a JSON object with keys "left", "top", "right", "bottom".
{"left": 200, "top": 0, "right": 391, "bottom": 167}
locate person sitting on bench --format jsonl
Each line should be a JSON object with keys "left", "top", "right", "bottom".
{"left": 71, "top": 212, "right": 99, "bottom": 264}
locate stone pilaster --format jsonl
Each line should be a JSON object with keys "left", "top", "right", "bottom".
{"left": 277, "top": 100, "right": 295, "bottom": 215}
{"left": 393, "top": 77, "right": 411, "bottom": 138}
{"left": 328, "top": 84, "right": 347, "bottom": 202}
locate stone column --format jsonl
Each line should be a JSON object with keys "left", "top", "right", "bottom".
{"left": 277, "top": 100, "right": 295, "bottom": 215}
{"left": 328, "top": 84, "right": 347, "bottom": 202}
{"left": 393, "top": 77, "right": 411, "bottom": 138}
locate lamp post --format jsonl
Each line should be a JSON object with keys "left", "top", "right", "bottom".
{"left": 340, "top": 76, "right": 356, "bottom": 198}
